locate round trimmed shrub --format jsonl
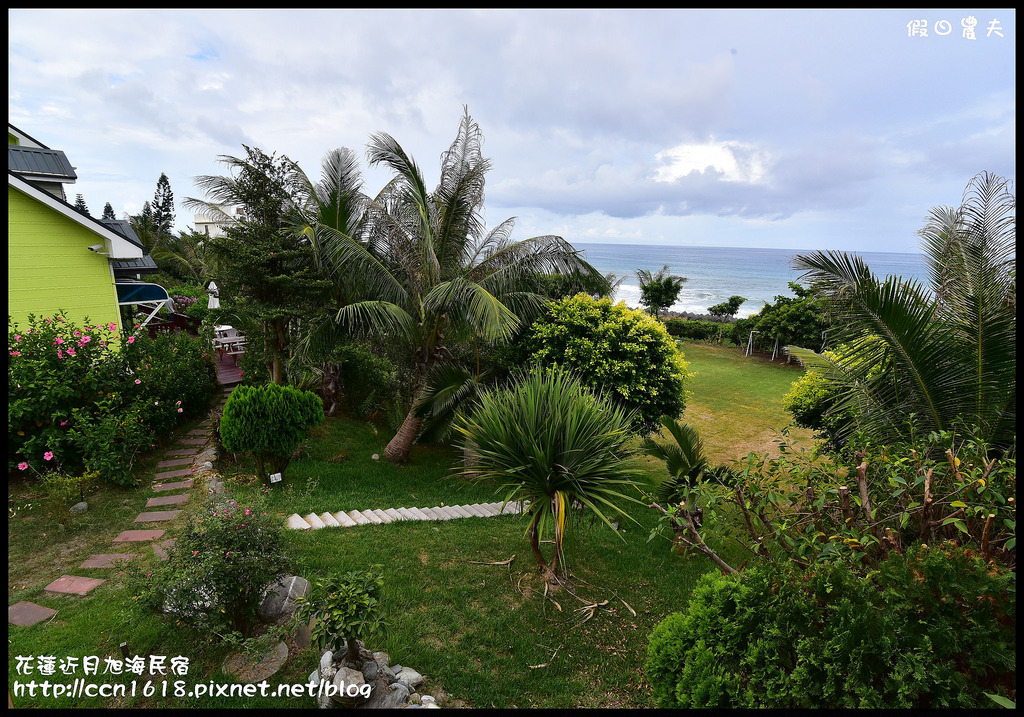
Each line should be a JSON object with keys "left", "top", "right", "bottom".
{"left": 219, "top": 383, "right": 324, "bottom": 480}
{"left": 646, "top": 545, "right": 1016, "bottom": 709}
{"left": 520, "top": 293, "right": 690, "bottom": 433}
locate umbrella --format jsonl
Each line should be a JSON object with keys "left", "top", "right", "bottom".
{"left": 207, "top": 281, "right": 220, "bottom": 310}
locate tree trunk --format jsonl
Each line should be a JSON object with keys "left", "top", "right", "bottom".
{"left": 383, "top": 408, "right": 423, "bottom": 463}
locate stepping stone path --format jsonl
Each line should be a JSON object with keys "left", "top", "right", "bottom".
{"left": 134, "top": 510, "right": 182, "bottom": 523}
{"left": 11, "top": 387, "right": 233, "bottom": 628}
{"left": 79, "top": 554, "right": 133, "bottom": 569}
{"left": 44, "top": 575, "right": 106, "bottom": 596}
{"left": 287, "top": 501, "right": 528, "bottom": 530}
{"left": 9, "top": 601, "right": 57, "bottom": 627}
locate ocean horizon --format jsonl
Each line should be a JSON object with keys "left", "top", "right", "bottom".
{"left": 573, "top": 243, "right": 926, "bottom": 319}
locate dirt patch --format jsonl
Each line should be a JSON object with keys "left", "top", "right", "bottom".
{"left": 418, "top": 548, "right": 429, "bottom": 565}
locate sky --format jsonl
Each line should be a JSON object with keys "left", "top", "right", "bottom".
{"left": 8, "top": 9, "right": 1015, "bottom": 254}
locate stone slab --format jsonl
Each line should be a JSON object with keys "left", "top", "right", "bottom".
{"left": 147, "top": 494, "right": 190, "bottom": 507}
{"left": 304, "top": 513, "right": 327, "bottom": 530}
{"left": 157, "top": 457, "right": 193, "bottom": 468}
{"left": 178, "top": 438, "right": 206, "bottom": 446}
{"left": 360, "top": 510, "right": 383, "bottom": 524}
{"left": 44, "top": 575, "right": 106, "bottom": 596}
{"left": 462, "top": 504, "right": 488, "bottom": 518}
{"left": 9, "top": 601, "right": 57, "bottom": 627}
{"left": 450, "top": 505, "right": 475, "bottom": 519}
{"left": 154, "top": 468, "right": 194, "bottom": 481}
{"left": 287, "top": 514, "right": 311, "bottom": 530}
{"left": 347, "top": 510, "right": 370, "bottom": 525}
{"left": 383, "top": 508, "right": 403, "bottom": 522}
{"left": 113, "top": 529, "right": 166, "bottom": 542}
{"left": 417, "top": 507, "right": 441, "bottom": 520}
{"left": 187, "top": 429, "right": 208, "bottom": 436}
{"left": 152, "top": 479, "right": 193, "bottom": 492}
{"left": 332, "top": 511, "right": 357, "bottom": 527}
{"left": 371, "top": 509, "right": 393, "bottom": 524}
{"left": 164, "top": 448, "right": 200, "bottom": 457}
{"left": 134, "top": 510, "right": 182, "bottom": 523}
{"left": 407, "top": 507, "right": 431, "bottom": 521}
{"left": 79, "top": 554, "right": 133, "bottom": 569}
{"left": 434, "top": 506, "right": 460, "bottom": 520}
{"left": 320, "top": 512, "right": 341, "bottom": 528}
{"left": 396, "top": 507, "right": 418, "bottom": 521}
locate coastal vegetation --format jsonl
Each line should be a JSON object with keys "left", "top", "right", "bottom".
{"left": 7, "top": 100, "right": 1015, "bottom": 712}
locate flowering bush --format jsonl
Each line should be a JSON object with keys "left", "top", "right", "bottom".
{"left": 8, "top": 312, "right": 217, "bottom": 482}
{"left": 168, "top": 282, "right": 211, "bottom": 324}
{"left": 127, "top": 491, "right": 289, "bottom": 636}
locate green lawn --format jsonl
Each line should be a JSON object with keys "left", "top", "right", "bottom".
{"left": 8, "top": 344, "right": 805, "bottom": 708}
{"left": 677, "top": 341, "right": 814, "bottom": 464}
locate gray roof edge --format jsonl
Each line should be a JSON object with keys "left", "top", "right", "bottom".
{"left": 8, "top": 145, "right": 77, "bottom": 181}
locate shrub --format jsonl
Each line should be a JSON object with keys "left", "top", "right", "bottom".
{"left": 219, "top": 383, "right": 324, "bottom": 480}
{"left": 127, "top": 492, "right": 289, "bottom": 637}
{"left": 38, "top": 470, "right": 87, "bottom": 524}
{"left": 663, "top": 318, "right": 725, "bottom": 343}
{"left": 69, "top": 398, "right": 153, "bottom": 486}
{"left": 296, "top": 568, "right": 387, "bottom": 663}
{"left": 646, "top": 545, "right": 1016, "bottom": 709}
{"left": 519, "top": 293, "right": 691, "bottom": 433}
{"left": 455, "top": 366, "right": 642, "bottom": 580}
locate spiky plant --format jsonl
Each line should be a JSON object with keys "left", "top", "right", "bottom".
{"left": 455, "top": 366, "right": 642, "bottom": 582}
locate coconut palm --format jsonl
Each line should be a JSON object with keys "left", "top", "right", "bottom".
{"left": 788, "top": 172, "right": 1015, "bottom": 451}
{"left": 641, "top": 417, "right": 710, "bottom": 507}
{"left": 455, "top": 366, "right": 642, "bottom": 582}
{"left": 305, "top": 108, "right": 604, "bottom": 462}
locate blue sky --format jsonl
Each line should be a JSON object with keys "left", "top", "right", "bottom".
{"left": 8, "top": 9, "right": 1015, "bottom": 253}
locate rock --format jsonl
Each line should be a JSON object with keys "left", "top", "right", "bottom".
{"left": 396, "top": 667, "right": 424, "bottom": 690}
{"left": 258, "top": 575, "right": 311, "bottom": 625}
{"left": 290, "top": 616, "right": 314, "bottom": 649}
{"left": 331, "top": 666, "right": 369, "bottom": 706}
{"left": 371, "top": 453, "right": 380, "bottom": 461}
{"left": 223, "top": 641, "right": 288, "bottom": 684}
{"left": 69, "top": 501, "right": 88, "bottom": 514}
{"left": 408, "top": 693, "right": 422, "bottom": 705}
{"left": 391, "top": 664, "right": 403, "bottom": 675}
{"left": 421, "top": 695, "right": 436, "bottom": 706}
{"left": 365, "top": 681, "right": 409, "bottom": 710}
{"left": 361, "top": 660, "right": 378, "bottom": 682}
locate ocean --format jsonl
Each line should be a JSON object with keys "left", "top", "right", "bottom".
{"left": 574, "top": 243, "right": 926, "bottom": 319}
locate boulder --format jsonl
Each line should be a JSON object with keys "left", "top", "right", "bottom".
{"left": 258, "top": 575, "right": 311, "bottom": 625}
{"left": 223, "top": 641, "right": 288, "bottom": 684}
{"left": 331, "top": 665, "right": 369, "bottom": 706}
{"left": 69, "top": 501, "right": 88, "bottom": 514}
{"left": 396, "top": 666, "right": 424, "bottom": 690}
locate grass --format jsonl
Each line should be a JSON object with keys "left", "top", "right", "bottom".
{"left": 676, "top": 341, "right": 814, "bottom": 464}
{"left": 8, "top": 343, "right": 805, "bottom": 708}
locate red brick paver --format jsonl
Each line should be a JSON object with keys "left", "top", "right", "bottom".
{"left": 79, "top": 554, "right": 134, "bottom": 569}
{"left": 133, "top": 510, "right": 181, "bottom": 523}
{"left": 9, "top": 602, "right": 57, "bottom": 626}
{"left": 152, "top": 479, "right": 193, "bottom": 493}
{"left": 146, "top": 494, "right": 189, "bottom": 508}
{"left": 44, "top": 575, "right": 106, "bottom": 596}
{"left": 113, "top": 529, "right": 165, "bottom": 543}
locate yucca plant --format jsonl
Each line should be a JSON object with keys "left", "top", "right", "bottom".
{"left": 455, "top": 366, "right": 642, "bottom": 582}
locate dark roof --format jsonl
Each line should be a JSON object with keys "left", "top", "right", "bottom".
{"left": 111, "top": 254, "right": 159, "bottom": 276}
{"left": 8, "top": 145, "right": 77, "bottom": 181}
{"left": 100, "top": 218, "right": 145, "bottom": 246}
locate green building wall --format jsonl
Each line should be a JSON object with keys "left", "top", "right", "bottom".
{"left": 8, "top": 185, "right": 123, "bottom": 332}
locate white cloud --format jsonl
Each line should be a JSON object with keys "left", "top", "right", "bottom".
{"left": 654, "top": 140, "right": 770, "bottom": 184}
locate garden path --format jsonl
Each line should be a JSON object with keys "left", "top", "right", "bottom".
{"left": 7, "top": 386, "right": 234, "bottom": 628}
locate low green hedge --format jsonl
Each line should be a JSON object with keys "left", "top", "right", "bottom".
{"left": 646, "top": 545, "right": 1016, "bottom": 709}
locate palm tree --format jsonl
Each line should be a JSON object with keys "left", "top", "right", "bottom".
{"left": 303, "top": 108, "right": 604, "bottom": 462}
{"left": 636, "top": 265, "right": 687, "bottom": 317}
{"left": 788, "top": 172, "right": 1015, "bottom": 451}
